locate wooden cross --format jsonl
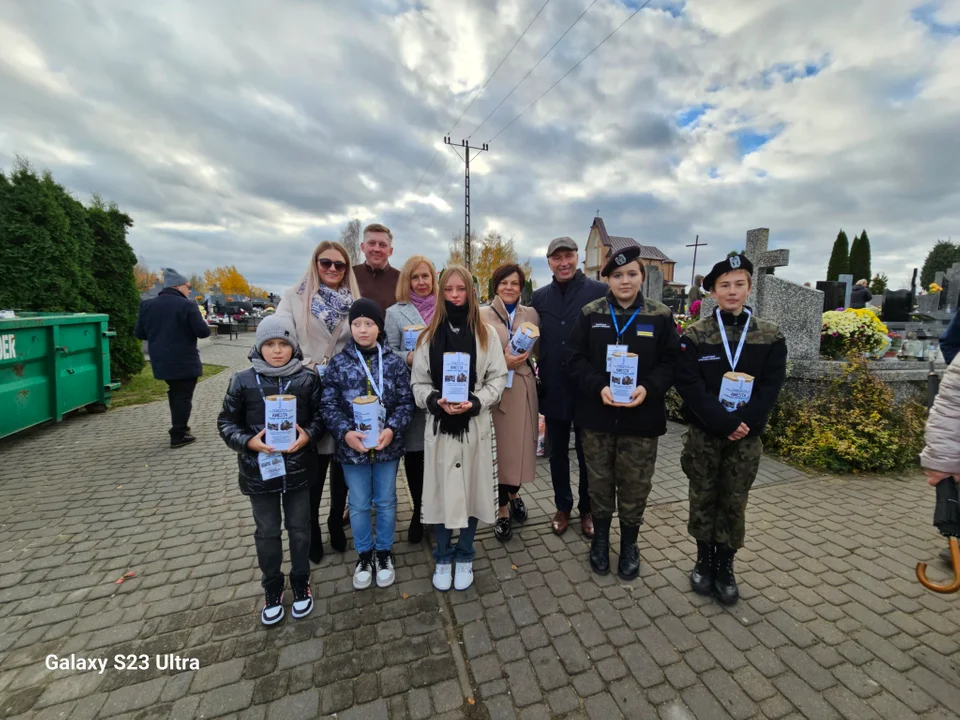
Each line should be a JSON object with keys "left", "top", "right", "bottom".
{"left": 685, "top": 234, "right": 708, "bottom": 287}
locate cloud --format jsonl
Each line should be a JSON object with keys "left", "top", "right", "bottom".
{"left": 0, "top": 0, "right": 958, "bottom": 296}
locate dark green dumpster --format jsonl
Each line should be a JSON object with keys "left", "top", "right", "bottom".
{"left": 0, "top": 313, "right": 120, "bottom": 439}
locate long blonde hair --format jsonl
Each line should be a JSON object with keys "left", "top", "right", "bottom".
{"left": 297, "top": 240, "right": 360, "bottom": 330}
{"left": 419, "top": 265, "right": 490, "bottom": 351}
{"left": 396, "top": 255, "right": 437, "bottom": 303}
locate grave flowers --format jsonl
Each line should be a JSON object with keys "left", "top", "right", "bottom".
{"left": 820, "top": 308, "right": 889, "bottom": 359}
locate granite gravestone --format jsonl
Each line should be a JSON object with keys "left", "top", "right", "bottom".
{"left": 700, "top": 228, "right": 824, "bottom": 360}
{"left": 936, "top": 271, "right": 950, "bottom": 310}
{"left": 838, "top": 273, "right": 853, "bottom": 309}
{"left": 918, "top": 293, "right": 940, "bottom": 314}
{"left": 946, "top": 263, "right": 960, "bottom": 312}
{"left": 643, "top": 265, "right": 663, "bottom": 302}
{"left": 816, "top": 281, "right": 846, "bottom": 312}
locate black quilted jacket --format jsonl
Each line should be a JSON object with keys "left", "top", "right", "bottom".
{"left": 217, "top": 366, "right": 325, "bottom": 494}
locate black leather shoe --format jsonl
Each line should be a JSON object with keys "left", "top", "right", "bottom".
{"left": 170, "top": 433, "right": 196, "bottom": 448}
{"left": 690, "top": 540, "right": 714, "bottom": 595}
{"left": 617, "top": 525, "right": 641, "bottom": 581}
{"left": 713, "top": 544, "right": 739, "bottom": 605}
{"left": 589, "top": 517, "right": 612, "bottom": 575}
{"left": 494, "top": 516, "right": 512, "bottom": 543}
{"left": 509, "top": 497, "right": 527, "bottom": 524}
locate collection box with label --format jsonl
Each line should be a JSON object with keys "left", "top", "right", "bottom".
{"left": 509, "top": 322, "right": 539, "bottom": 356}
{"left": 719, "top": 371, "right": 754, "bottom": 412}
{"left": 265, "top": 394, "right": 297, "bottom": 451}
{"left": 352, "top": 395, "right": 383, "bottom": 449}
{"left": 442, "top": 352, "right": 470, "bottom": 403}
{"left": 609, "top": 352, "right": 639, "bottom": 405}
{"left": 403, "top": 324, "right": 426, "bottom": 351}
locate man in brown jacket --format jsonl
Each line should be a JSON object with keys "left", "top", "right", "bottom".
{"left": 355, "top": 223, "right": 401, "bottom": 313}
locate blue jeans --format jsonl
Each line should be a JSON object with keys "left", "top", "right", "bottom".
{"left": 433, "top": 517, "right": 479, "bottom": 564}
{"left": 342, "top": 460, "right": 399, "bottom": 553}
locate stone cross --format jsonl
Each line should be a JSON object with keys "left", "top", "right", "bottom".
{"left": 744, "top": 228, "right": 789, "bottom": 274}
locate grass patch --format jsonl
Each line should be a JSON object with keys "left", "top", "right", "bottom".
{"left": 109, "top": 363, "right": 228, "bottom": 409}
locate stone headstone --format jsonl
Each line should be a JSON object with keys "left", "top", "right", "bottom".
{"left": 838, "top": 274, "right": 853, "bottom": 309}
{"left": 946, "top": 262, "right": 960, "bottom": 311}
{"left": 816, "top": 281, "right": 846, "bottom": 312}
{"left": 918, "top": 293, "right": 940, "bottom": 314}
{"left": 644, "top": 265, "right": 663, "bottom": 302}
{"left": 701, "top": 228, "right": 824, "bottom": 360}
{"left": 883, "top": 290, "right": 912, "bottom": 322}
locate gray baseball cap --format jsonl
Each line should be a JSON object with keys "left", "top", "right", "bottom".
{"left": 546, "top": 237, "right": 578, "bottom": 257}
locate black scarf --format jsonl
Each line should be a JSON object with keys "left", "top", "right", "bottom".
{"left": 428, "top": 301, "right": 478, "bottom": 440}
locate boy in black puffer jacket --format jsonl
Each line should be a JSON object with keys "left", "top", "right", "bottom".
{"left": 321, "top": 299, "right": 414, "bottom": 591}
{"left": 217, "top": 315, "right": 324, "bottom": 626}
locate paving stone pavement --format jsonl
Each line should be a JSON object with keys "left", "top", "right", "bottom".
{"left": 1, "top": 337, "right": 958, "bottom": 719}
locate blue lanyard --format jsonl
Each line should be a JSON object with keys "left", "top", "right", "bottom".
{"left": 609, "top": 303, "right": 642, "bottom": 342}
{"left": 254, "top": 374, "right": 290, "bottom": 401}
{"left": 355, "top": 344, "right": 384, "bottom": 399}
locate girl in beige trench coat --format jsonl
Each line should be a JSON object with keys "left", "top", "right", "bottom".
{"left": 411, "top": 266, "right": 507, "bottom": 592}
{"left": 276, "top": 240, "right": 360, "bottom": 560}
{"left": 479, "top": 263, "right": 540, "bottom": 543}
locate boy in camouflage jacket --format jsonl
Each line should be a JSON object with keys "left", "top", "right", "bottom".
{"left": 675, "top": 254, "right": 786, "bottom": 605}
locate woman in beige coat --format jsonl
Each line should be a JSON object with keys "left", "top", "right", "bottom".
{"left": 479, "top": 264, "right": 540, "bottom": 543}
{"left": 920, "top": 355, "right": 960, "bottom": 563}
{"left": 277, "top": 240, "right": 360, "bottom": 560}
{"left": 411, "top": 266, "right": 507, "bottom": 592}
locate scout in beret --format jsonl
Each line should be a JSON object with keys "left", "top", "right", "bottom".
{"left": 673, "top": 254, "right": 786, "bottom": 605}
{"left": 566, "top": 245, "right": 680, "bottom": 580}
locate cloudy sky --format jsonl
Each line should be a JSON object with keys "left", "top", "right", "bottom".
{"left": 1, "top": 0, "right": 958, "bottom": 293}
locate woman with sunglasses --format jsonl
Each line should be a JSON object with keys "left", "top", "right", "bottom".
{"left": 479, "top": 263, "right": 540, "bottom": 543}
{"left": 384, "top": 255, "right": 438, "bottom": 544}
{"left": 277, "top": 241, "right": 360, "bottom": 562}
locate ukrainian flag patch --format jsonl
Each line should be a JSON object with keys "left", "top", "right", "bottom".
{"left": 636, "top": 323, "right": 655, "bottom": 337}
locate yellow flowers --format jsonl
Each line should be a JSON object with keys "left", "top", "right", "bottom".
{"left": 820, "top": 309, "right": 888, "bottom": 359}
{"left": 930, "top": 282, "right": 944, "bottom": 293}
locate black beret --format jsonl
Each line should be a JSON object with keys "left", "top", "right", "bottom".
{"left": 601, "top": 246, "right": 644, "bottom": 277}
{"left": 702, "top": 254, "right": 753, "bottom": 291}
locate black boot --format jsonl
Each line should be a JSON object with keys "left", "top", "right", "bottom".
{"left": 713, "top": 544, "right": 739, "bottom": 605}
{"left": 589, "top": 517, "right": 612, "bottom": 575}
{"left": 407, "top": 513, "right": 424, "bottom": 544}
{"left": 690, "top": 540, "right": 714, "bottom": 595}
{"left": 309, "top": 525, "right": 324, "bottom": 564}
{"left": 617, "top": 525, "right": 641, "bottom": 581}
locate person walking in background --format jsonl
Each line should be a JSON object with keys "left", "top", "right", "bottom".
{"left": 411, "top": 266, "right": 507, "bottom": 592}
{"left": 567, "top": 247, "right": 679, "bottom": 581}
{"left": 480, "top": 263, "right": 540, "bottom": 542}
{"left": 277, "top": 241, "right": 359, "bottom": 561}
{"left": 675, "top": 255, "right": 787, "bottom": 605}
{"left": 321, "top": 299, "right": 414, "bottom": 590}
{"left": 354, "top": 223, "right": 402, "bottom": 313}
{"left": 385, "top": 255, "right": 438, "bottom": 543}
{"left": 532, "top": 237, "right": 607, "bottom": 539}
{"left": 216, "top": 315, "right": 324, "bottom": 625}
{"left": 134, "top": 268, "right": 211, "bottom": 448}
{"left": 850, "top": 279, "right": 873, "bottom": 309}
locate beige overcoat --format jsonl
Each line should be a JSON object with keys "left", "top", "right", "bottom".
{"left": 411, "top": 324, "right": 508, "bottom": 528}
{"left": 276, "top": 284, "right": 351, "bottom": 455}
{"left": 479, "top": 299, "right": 540, "bottom": 488}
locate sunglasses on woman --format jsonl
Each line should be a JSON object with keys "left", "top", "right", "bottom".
{"left": 317, "top": 258, "right": 347, "bottom": 271}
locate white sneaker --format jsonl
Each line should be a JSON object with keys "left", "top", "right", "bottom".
{"left": 353, "top": 552, "right": 374, "bottom": 590}
{"left": 454, "top": 561, "right": 474, "bottom": 591}
{"left": 432, "top": 562, "right": 453, "bottom": 592}
{"left": 376, "top": 550, "right": 396, "bottom": 588}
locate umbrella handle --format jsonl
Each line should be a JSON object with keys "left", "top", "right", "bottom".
{"left": 916, "top": 537, "right": 960, "bottom": 594}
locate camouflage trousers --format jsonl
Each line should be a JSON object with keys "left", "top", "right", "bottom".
{"left": 680, "top": 425, "right": 763, "bottom": 550}
{"left": 581, "top": 429, "right": 657, "bottom": 527}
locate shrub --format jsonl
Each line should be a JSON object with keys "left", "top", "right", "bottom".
{"left": 820, "top": 308, "right": 888, "bottom": 359}
{"left": 765, "top": 357, "right": 926, "bottom": 473}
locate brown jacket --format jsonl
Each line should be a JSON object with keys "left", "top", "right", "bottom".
{"left": 480, "top": 298, "right": 540, "bottom": 487}
{"left": 355, "top": 262, "right": 400, "bottom": 313}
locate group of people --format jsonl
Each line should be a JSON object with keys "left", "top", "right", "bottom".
{"left": 137, "top": 223, "right": 794, "bottom": 626}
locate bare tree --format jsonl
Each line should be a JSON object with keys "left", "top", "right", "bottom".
{"left": 339, "top": 218, "right": 363, "bottom": 265}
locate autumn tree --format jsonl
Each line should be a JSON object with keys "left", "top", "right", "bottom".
{"left": 339, "top": 218, "right": 362, "bottom": 265}
{"left": 188, "top": 273, "right": 208, "bottom": 293}
{"left": 448, "top": 231, "right": 534, "bottom": 301}
{"left": 204, "top": 265, "right": 252, "bottom": 296}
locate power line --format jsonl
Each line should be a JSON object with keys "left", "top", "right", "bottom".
{"left": 487, "top": 0, "right": 653, "bottom": 143}
{"left": 410, "top": 0, "right": 554, "bottom": 198}
{"left": 467, "top": 0, "right": 600, "bottom": 140}
{"left": 446, "top": 0, "right": 554, "bottom": 136}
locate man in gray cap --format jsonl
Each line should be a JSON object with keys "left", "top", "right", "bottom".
{"left": 532, "top": 237, "right": 607, "bottom": 538}
{"left": 135, "top": 268, "right": 211, "bottom": 447}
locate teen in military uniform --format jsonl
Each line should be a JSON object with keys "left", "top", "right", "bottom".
{"left": 567, "top": 246, "right": 679, "bottom": 580}
{"left": 675, "top": 254, "right": 787, "bottom": 605}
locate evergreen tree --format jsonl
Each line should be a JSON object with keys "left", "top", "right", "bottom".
{"left": 826, "top": 230, "right": 850, "bottom": 281}
{"left": 849, "top": 233, "right": 864, "bottom": 281}
{"left": 869, "top": 273, "right": 888, "bottom": 295}
{"left": 920, "top": 239, "right": 960, "bottom": 288}
{"left": 859, "top": 230, "right": 872, "bottom": 282}
{"left": 86, "top": 196, "right": 144, "bottom": 380}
